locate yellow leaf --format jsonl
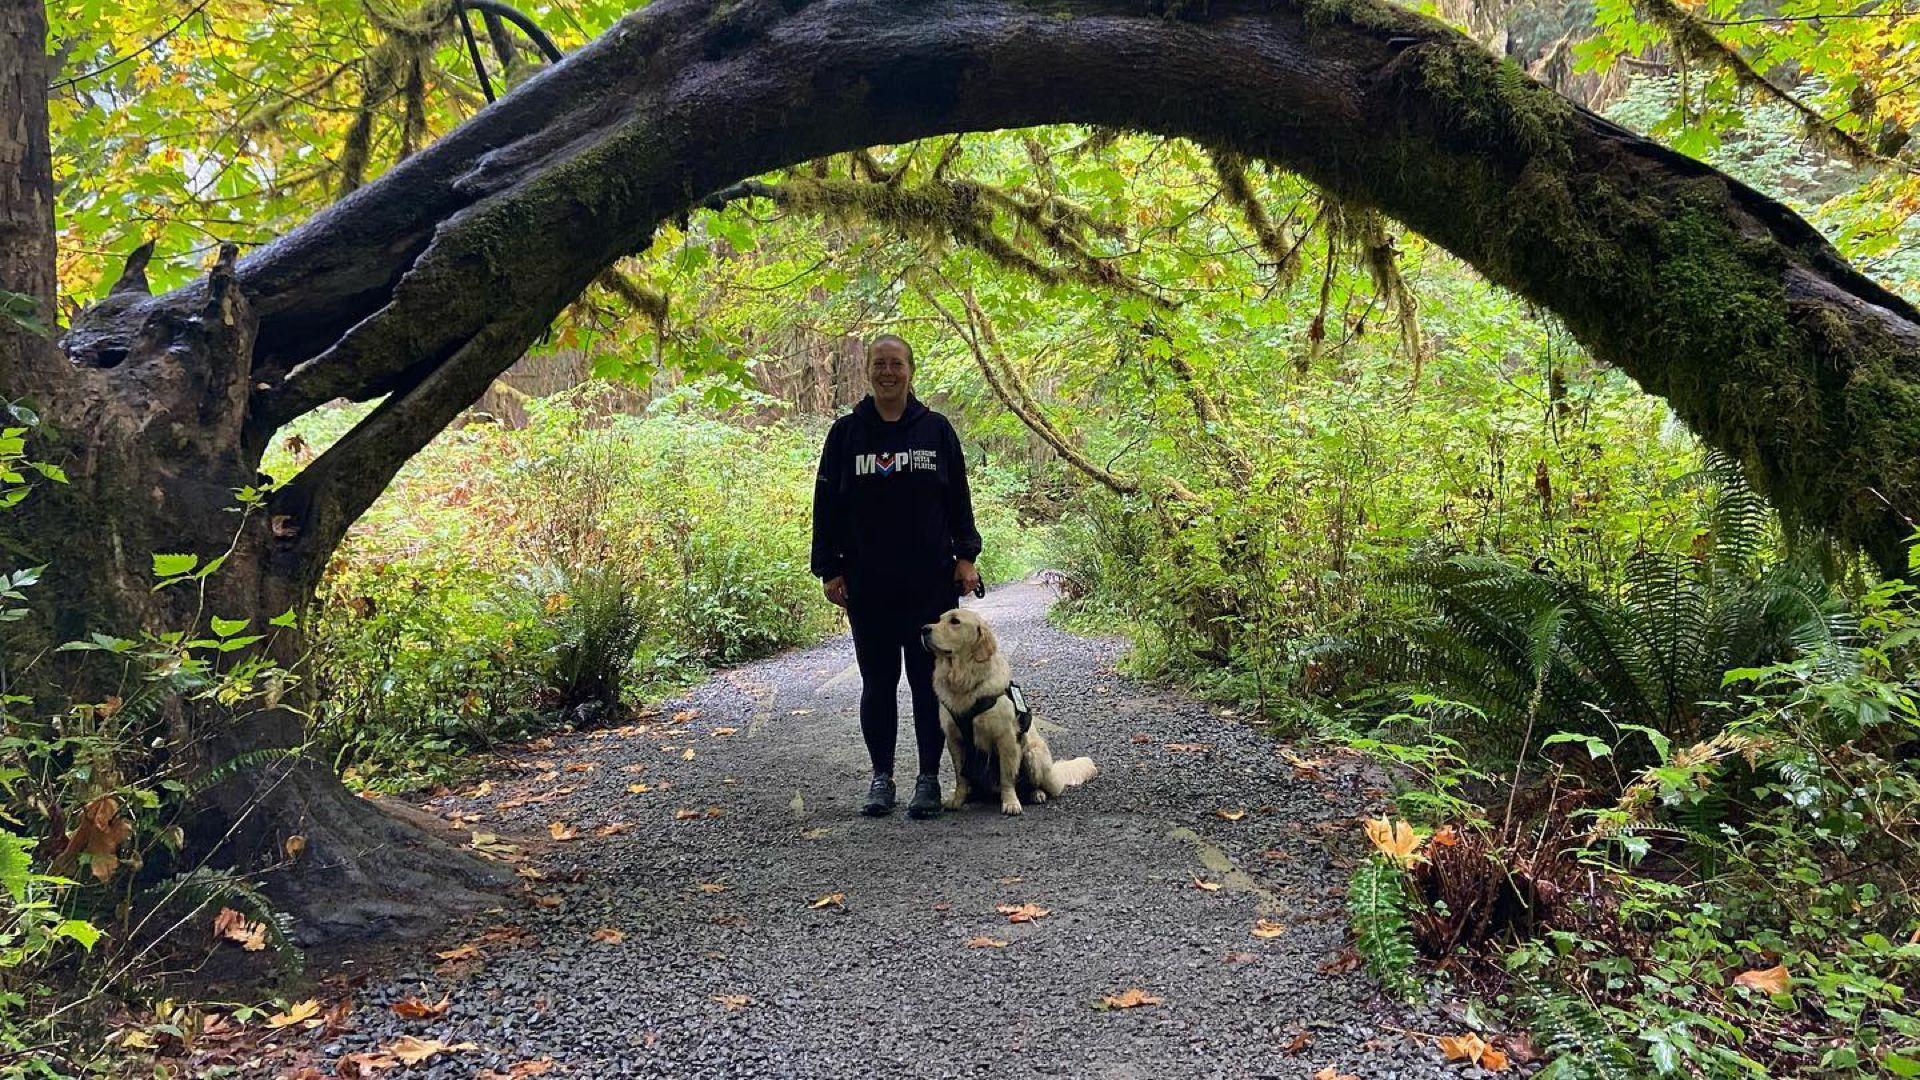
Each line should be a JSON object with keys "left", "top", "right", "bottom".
{"left": 1250, "top": 918, "right": 1287, "bottom": 939}
{"left": 1363, "top": 817, "right": 1425, "bottom": 866}
{"left": 547, "top": 822, "right": 578, "bottom": 841}
{"left": 1099, "top": 987, "right": 1164, "bottom": 1009}
{"left": 590, "top": 927, "right": 625, "bottom": 944}
{"left": 626, "top": 783, "right": 652, "bottom": 794}
{"left": 1191, "top": 876, "right": 1223, "bottom": 891}
{"left": 811, "top": 892, "right": 846, "bottom": 909}
{"left": 385, "top": 1035, "right": 476, "bottom": 1064}
{"left": 1438, "top": 1032, "right": 1488, "bottom": 1063}
{"left": 682, "top": 748, "right": 697, "bottom": 760}
{"left": 712, "top": 727, "right": 738, "bottom": 736}
{"left": 711, "top": 994, "right": 751, "bottom": 1010}
{"left": 1214, "top": 808, "right": 1247, "bottom": 822}
{"left": 697, "top": 882, "right": 729, "bottom": 894}
{"left": 1480, "top": 1046, "right": 1511, "bottom": 1071}
{"left": 266, "top": 999, "right": 320, "bottom": 1028}
{"left": 1733, "top": 964, "right": 1791, "bottom": 994}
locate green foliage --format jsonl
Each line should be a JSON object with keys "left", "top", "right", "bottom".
{"left": 1347, "top": 855, "right": 1422, "bottom": 1002}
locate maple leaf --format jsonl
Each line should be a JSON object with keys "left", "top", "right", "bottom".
{"left": 591, "top": 927, "right": 625, "bottom": 944}
{"left": 1480, "top": 1046, "right": 1511, "bottom": 1071}
{"left": 58, "top": 795, "right": 132, "bottom": 883}
{"left": 965, "top": 936, "right": 1009, "bottom": 948}
{"left": 1733, "top": 964, "right": 1792, "bottom": 994}
{"left": 711, "top": 994, "right": 751, "bottom": 1010}
{"left": 1251, "top": 918, "right": 1287, "bottom": 939}
{"left": 1215, "top": 808, "right": 1248, "bottom": 822}
{"left": 810, "top": 892, "right": 846, "bottom": 909}
{"left": 1431, "top": 824, "right": 1459, "bottom": 847}
{"left": 266, "top": 999, "right": 321, "bottom": 1028}
{"left": 385, "top": 1035, "right": 478, "bottom": 1064}
{"left": 547, "top": 822, "right": 578, "bottom": 841}
{"left": 1363, "top": 817, "right": 1425, "bottom": 866}
{"left": 389, "top": 995, "right": 450, "bottom": 1020}
{"left": 1098, "top": 988, "right": 1164, "bottom": 1009}
{"left": 996, "top": 902, "right": 1050, "bottom": 923}
{"left": 1438, "top": 1032, "right": 1489, "bottom": 1064}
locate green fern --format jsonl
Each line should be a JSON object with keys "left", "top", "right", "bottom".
{"left": 179, "top": 747, "right": 303, "bottom": 802}
{"left": 1521, "top": 984, "right": 1640, "bottom": 1080}
{"left": 1347, "top": 855, "right": 1421, "bottom": 1001}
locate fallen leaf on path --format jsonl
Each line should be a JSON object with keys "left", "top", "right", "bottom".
{"left": 469, "top": 832, "right": 519, "bottom": 858}
{"left": 434, "top": 944, "right": 482, "bottom": 961}
{"left": 1191, "top": 876, "right": 1223, "bottom": 892}
{"left": 323, "top": 997, "right": 356, "bottom": 1037}
{"left": 1734, "top": 964, "right": 1791, "bottom": 994}
{"left": 1251, "top": 918, "right": 1287, "bottom": 939}
{"left": 996, "top": 876, "right": 1023, "bottom": 885}
{"left": 810, "top": 892, "right": 846, "bottom": 909}
{"left": 1164, "top": 742, "right": 1214, "bottom": 752}
{"left": 996, "top": 903, "right": 1050, "bottom": 923}
{"left": 1438, "top": 1032, "right": 1489, "bottom": 1064}
{"left": 1319, "top": 948, "right": 1363, "bottom": 974}
{"left": 965, "top": 936, "right": 1009, "bottom": 949}
{"left": 390, "top": 995, "right": 450, "bottom": 1020}
{"left": 385, "top": 1035, "right": 477, "bottom": 1064}
{"left": 531, "top": 894, "right": 563, "bottom": 909}
{"left": 712, "top": 727, "right": 738, "bottom": 736}
{"left": 590, "top": 927, "right": 625, "bottom": 944}
{"left": 1130, "top": 733, "right": 1153, "bottom": 744}
{"left": 1096, "top": 988, "right": 1163, "bottom": 1010}
{"left": 1313, "top": 1069, "right": 1359, "bottom": 1080}
{"left": 547, "top": 822, "right": 578, "bottom": 841}
{"left": 595, "top": 822, "right": 633, "bottom": 837}
{"left": 801, "top": 827, "right": 830, "bottom": 839}
{"left": 682, "top": 748, "right": 696, "bottom": 760}
{"left": 336, "top": 1051, "right": 398, "bottom": 1077}
{"left": 1215, "top": 808, "right": 1247, "bottom": 822}
{"left": 1481, "top": 1046, "right": 1511, "bottom": 1071}
{"left": 1223, "top": 951, "right": 1258, "bottom": 965}
{"left": 626, "top": 783, "right": 652, "bottom": 794}
{"left": 674, "top": 808, "right": 700, "bottom": 821}
{"left": 672, "top": 709, "right": 699, "bottom": 723}
{"left": 711, "top": 994, "right": 751, "bottom": 1010}
{"left": 1281, "top": 1029, "right": 1312, "bottom": 1053}
{"left": 622, "top": 763, "right": 647, "bottom": 774}
{"left": 266, "top": 999, "right": 320, "bottom": 1029}
{"left": 789, "top": 708, "right": 813, "bottom": 716}
{"left": 697, "top": 882, "right": 729, "bottom": 894}
{"left": 564, "top": 762, "right": 596, "bottom": 774}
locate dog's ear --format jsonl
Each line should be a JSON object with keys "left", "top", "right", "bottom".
{"left": 970, "top": 619, "right": 998, "bottom": 664}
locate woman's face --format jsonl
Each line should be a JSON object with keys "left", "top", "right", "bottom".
{"left": 868, "top": 342, "right": 911, "bottom": 402}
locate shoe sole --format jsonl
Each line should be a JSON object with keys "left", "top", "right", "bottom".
{"left": 861, "top": 804, "right": 892, "bottom": 817}
{"left": 906, "top": 804, "right": 941, "bottom": 819}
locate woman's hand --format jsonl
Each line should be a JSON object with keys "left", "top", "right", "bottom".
{"left": 823, "top": 575, "right": 848, "bottom": 608}
{"left": 953, "top": 559, "right": 981, "bottom": 596}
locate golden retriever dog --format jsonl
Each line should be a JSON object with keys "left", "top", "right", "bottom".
{"left": 920, "top": 608, "right": 1096, "bottom": 815}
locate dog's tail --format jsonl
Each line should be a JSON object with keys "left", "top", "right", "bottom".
{"left": 1050, "top": 757, "right": 1098, "bottom": 789}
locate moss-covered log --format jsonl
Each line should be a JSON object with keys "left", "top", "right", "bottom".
{"left": 9, "top": 0, "right": 1920, "bottom": 937}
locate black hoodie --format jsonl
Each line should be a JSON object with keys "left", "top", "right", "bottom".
{"left": 810, "top": 394, "right": 982, "bottom": 609}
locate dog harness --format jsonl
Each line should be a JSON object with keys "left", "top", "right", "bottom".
{"left": 949, "top": 682, "right": 1032, "bottom": 745}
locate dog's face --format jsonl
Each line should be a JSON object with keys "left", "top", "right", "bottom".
{"left": 921, "top": 607, "right": 997, "bottom": 664}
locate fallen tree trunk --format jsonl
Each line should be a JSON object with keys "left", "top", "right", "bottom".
{"left": 8, "top": 0, "right": 1919, "bottom": 937}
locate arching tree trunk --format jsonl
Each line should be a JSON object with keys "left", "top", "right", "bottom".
{"left": 8, "top": 0, "right": 1920, "bottom": 937}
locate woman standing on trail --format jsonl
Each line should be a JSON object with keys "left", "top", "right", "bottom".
{"left": 811, "top": 334, "right": 983, "bottom": 819}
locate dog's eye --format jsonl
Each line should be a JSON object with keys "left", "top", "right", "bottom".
{"left": 947, "top": 616, "right": 959, "bottom": 624}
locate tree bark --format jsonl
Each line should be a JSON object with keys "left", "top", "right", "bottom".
{"left": 10, "top": 0, "right": 1920, "bottom": 937}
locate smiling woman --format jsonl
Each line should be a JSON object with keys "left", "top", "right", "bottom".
{"left": 812, "top": 333, "right": 982, "bottom": 820}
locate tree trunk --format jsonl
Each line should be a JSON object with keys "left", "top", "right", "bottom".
{"left": 9, "top": 0, "right": 1920, "bottom": 938}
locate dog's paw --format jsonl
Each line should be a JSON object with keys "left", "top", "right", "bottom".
{"left": 1000, "top": 798, "right": 1024, "bottom": 816}
{"left": 1031, "top": 790, "right": 1049, "bottom": 803}
{"left": 943, "top": 791, "right": 966, "bottom": 810}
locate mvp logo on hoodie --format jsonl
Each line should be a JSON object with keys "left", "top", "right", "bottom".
{"left": 854, "top": 449, "right": 939, "bottom": 476}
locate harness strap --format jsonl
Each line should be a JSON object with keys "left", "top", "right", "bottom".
{"left": 951, "top": 682, "right": 1032, "bottom": 744}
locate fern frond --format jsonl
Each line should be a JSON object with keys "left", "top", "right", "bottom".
{"left": 1520, "top": 983, "right": 1639, "bottom": 1080}
{"left": 1347, "top": 855, "right": 1422, "bottom": 1002}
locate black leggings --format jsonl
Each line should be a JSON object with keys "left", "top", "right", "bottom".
{"left": 848, "top": 603, "right": 945, "bottom": 777}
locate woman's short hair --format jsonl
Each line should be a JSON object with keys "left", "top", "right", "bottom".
{"left": 867, "top": 333, "right": 914, "bottom": 368}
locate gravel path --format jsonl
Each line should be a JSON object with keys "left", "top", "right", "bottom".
{"left": 328, "top": 580, "right": 1457, "bottom": 1079}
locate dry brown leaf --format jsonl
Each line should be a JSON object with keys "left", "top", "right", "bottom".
{"left": 672, "top": 709, "right": 699, "bottom": 723}
{"left": 564, "top": 762, "right": 596, "bottom": 774}
{"left": 1164, "top": 742, "right": 1214, "bottom": 752}
{"left": 711, "top": 727, "right": 738, "bottom": 737}
{"left": 1480, "top": 1046, "right": 1511, "bottom": 1071}
{"left": 964, "top": 936, "right": 1009, "bottom": 949}
{"left": 1191, "top": 877, "right": 1223, "bottom": 892}
{"left": 810, "top": 892, "right": 846, "bottom": 909}
{"left": 1431, "top": 824, "right": 1459, "bottom": 847}
{"left": 266, "top": 999, "right": 321, "bottom": 1029}
{"left": 389, "top": 995, "right": 451, "bottom": 1021}
{"left": 1215, "top": 808, "right": 1248, "bottom": 822}
{"left": 531, "top": 894, "right": 564, "bottom": 909}
{"left": 1733, "top": 964, "right": 1792, "bottom": 994}
{"left": 1281, "top": 1029, "right": 1313, "bottom": 1054}
{"left": 336, "top": 1051, "right": 398, "bottom": 1078}
{"left": 283, "top": 834, "right": 308, "bottom": 860}
{"left": 674, "top": 808, "right": 700, "bottom": 821}
{"left": 590, "top": 927, "right": 625, "bottom": 944}
{"left": 711, "top": 994, "right": 751, "bottom": 1010}
{"left": 434, "top": 943, "right": 482, "bottom": 961}
{"left": 1312, "top": 1069, "right": 1359, "bottom": 1080}
{"left": 547, "top": 822, "right": 578, "bottom": 841}
{"left": 996, "top": 902, "right": 1050, "bottom": 923}
{"left": 595, "top": 822, "right": 633, "bottom": 837}
{"left": 1130, "top": 733, "right": 1153, "bottom": 743}
{"left": 1251, "top": 918, "right": 1288, "bottom": 939}
{"left": 697, "top": 882, "right": 729, "bottom": 894}
{"left": 1098, "top": 988, "right": 1164, "bottom": 1009}
{"left": 58, "top": 795, "right": 132, "bottom": 882}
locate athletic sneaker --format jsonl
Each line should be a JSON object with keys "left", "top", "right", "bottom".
{"left": 906, "top": 773, "right": 943, "bottom": 819}
{"left": 861, "top": 774, "right": 896, "bottom": 817}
